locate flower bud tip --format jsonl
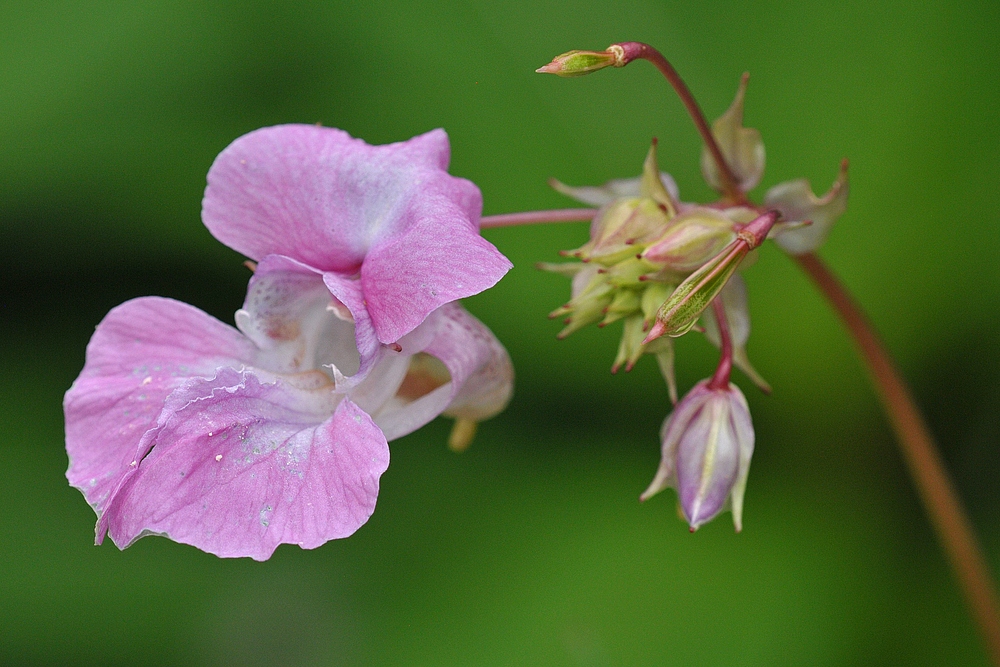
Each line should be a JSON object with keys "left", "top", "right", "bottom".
{"left": 536, "top": 49, "right": 621, "bottom": 77}
{"left": 643, "top": 320, "right": 667, "bottom": 345}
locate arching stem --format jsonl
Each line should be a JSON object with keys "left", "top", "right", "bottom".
{"left": 480, "top": 208, "right": 597, "bottom": 229}
{"left": 611, "top": 42, "right": 747, "bottom": 205}
{"left": 795, "top": 251, "right": 1000, "bottom": 665}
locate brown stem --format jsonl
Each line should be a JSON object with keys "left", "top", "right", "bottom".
{"left": 613, "top": 42, "right": 747, "bottom": 205}
{"left": 795, "top": 251, "right": 1000, "bottom": 665}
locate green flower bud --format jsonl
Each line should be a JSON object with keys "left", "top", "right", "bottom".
{"left": 642, "top": 208, "right": 737, "bottom": 272}
{"left": 535, "top": 47, "right": 624, "bottom": 77}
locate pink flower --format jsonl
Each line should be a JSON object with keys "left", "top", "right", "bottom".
{"left": 64, "top": 126, "right": 513, "bottom": 560}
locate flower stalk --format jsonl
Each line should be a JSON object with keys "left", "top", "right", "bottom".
{"left": 795, "top": 252, "right": 1000, "bottom": 665}
{"left": 707, "top": 299, "right": 733, "bottom": 391}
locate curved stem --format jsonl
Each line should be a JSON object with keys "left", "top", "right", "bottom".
{"left": 480, "top": 208, "right": 597, "bottom": 229}
{"left": 795, "top": 252, "right": 1000, "bottom": 665}
{"left": 613, "top": 42, "right": 747, "bottom": 204}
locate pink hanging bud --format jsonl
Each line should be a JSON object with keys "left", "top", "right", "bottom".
{"left": 641, "top": 380, "right": 755, "bottom": 531}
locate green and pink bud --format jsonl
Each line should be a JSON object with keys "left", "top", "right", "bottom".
{"left": 644, "top": 211, "right": 779, "bottom": 341}
{"left": 700, "top": 73, "right": 765, "bottom": 195}
{"left": 535, "top": 46, "right": 625, "bottom": 77}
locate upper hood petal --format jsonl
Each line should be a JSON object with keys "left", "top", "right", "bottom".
{"left": 202, "top": 124, "right": 511, "bottom": 345}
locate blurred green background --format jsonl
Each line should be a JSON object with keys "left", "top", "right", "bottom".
{"left": 3, "top": 0, "right": 999, "bottom": 665}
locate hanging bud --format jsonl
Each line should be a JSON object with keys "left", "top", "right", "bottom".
{"left": 700, "top": 73, "right": 765, "bottom": 194}
{"left": 644, "top": 211, "right": 778, "bottom": 341}
{"left": 766, "top": 159, "right": 849, "bottom": 255}
{"left": 640, "top": 380, "right": 755, "bottom": 531}
{"left": 536, "top": 46, "right": 624, "bottom": 77}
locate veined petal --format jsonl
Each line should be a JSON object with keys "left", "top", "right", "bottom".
{"left": 101, "top": 368, "right": 387, "bottom": 561}
{"left": 202, "top": 125, "right": 512, "bottom": 346}
{"left": 203, "top": 125, "right": 461, "bottom": 272}
{"left": 359, "top": 192, "right": 512, "bottom": 345}
{"left": 64, "top": 297, "right": 255, "bottom": 516}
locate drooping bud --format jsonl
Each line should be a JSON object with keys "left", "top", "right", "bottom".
{"left": 644, "top": 211, "right": 778, "bottom": 342}
{"left": 699, "top": 274, "right": 771, "bottom": 393}
{"left": 536, "top": 46, "right": 624, "bottom": 77}
{"left": 640, "top": 380, "right": 755, "bottom": 531}
{"left": 766, "top": 159, "right": 849, "bottom": 255}
{"left": 700, "top": 73, "right": 765, "bottom": 194}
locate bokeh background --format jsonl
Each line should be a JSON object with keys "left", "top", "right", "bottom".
{"left": 3, "top": 1, "right": 999, "bottom": 665}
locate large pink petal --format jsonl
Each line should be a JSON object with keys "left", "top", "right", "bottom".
{"left": 64, "top": 298, "right": 255, "bottom": 516}
{"left": 202, "top": 125, "right": 475, "bottom": 272}
{"left": 360, "top": 196, "right": 512, "bottom": 344}
{"left": 101, "top": 368, "right": 389, "bottom": 561}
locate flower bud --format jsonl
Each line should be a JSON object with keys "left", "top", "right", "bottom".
{"left": 641, "top": 208, "right": 737, "bottom": 272}
{"left": 566, "top": 198, "right": 672, "bottom": 265}
{"left": 536, "top": 47, "right": 624, "bottom": 77}
{"left": 644, "top": 211, "right": 778, "bottom": 341}
{"left": 700, "top": 73, "right": 765, "bottom": 194}
{"left": 641, "top": 380, "right": 754, "bottom": 531}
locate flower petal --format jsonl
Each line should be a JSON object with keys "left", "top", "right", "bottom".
{"left": 372, "top": 303, "right": 512, "bottom": 440}
{"left": 101, "top": 368, "right": 388, "bottom": 560}
{"left": 203, "top": 124, "right": 512, "bottom": 346}
{"left": 64, "top": 297, "right": 255, "bottom": 517}
{"left": 203, "top": 125, "right": 462, "bottom": 272}
{"left": 359, "top": 194, "right": 512, "bottom": 345}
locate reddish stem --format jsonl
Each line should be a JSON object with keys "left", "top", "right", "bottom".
{"left": 707, "top": 298, "right": 733, "bottom": 390}
{"left": 613, "top": 42, "right": 747, "bottom": 205}
{"left": 480, "top": 208, "right": 597, "bottom": 229}
{"left": 795, "top": 251, "right": 1000, "bottom": 665}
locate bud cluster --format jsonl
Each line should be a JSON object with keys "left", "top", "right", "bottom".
{"left": 537, "top": 61, "right": 850, "bottom": 531}
{"left": 541, "top": 141, "right": 744, "bottom": 401}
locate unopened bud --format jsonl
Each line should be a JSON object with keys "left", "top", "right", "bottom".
{"left": 642, "top": 209, "right": 737, "bottom": 272}
{"left": 700, "top": 73, "right": 765, "bottom": 194}
{"left": 644, "top": 211, "right": 778, "bottom": 342}
{"left": 641, "top": 380, "right": 754, "bottom": 531}
{"left": 536, "top": 46, "right": 624, "bottom": 77}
